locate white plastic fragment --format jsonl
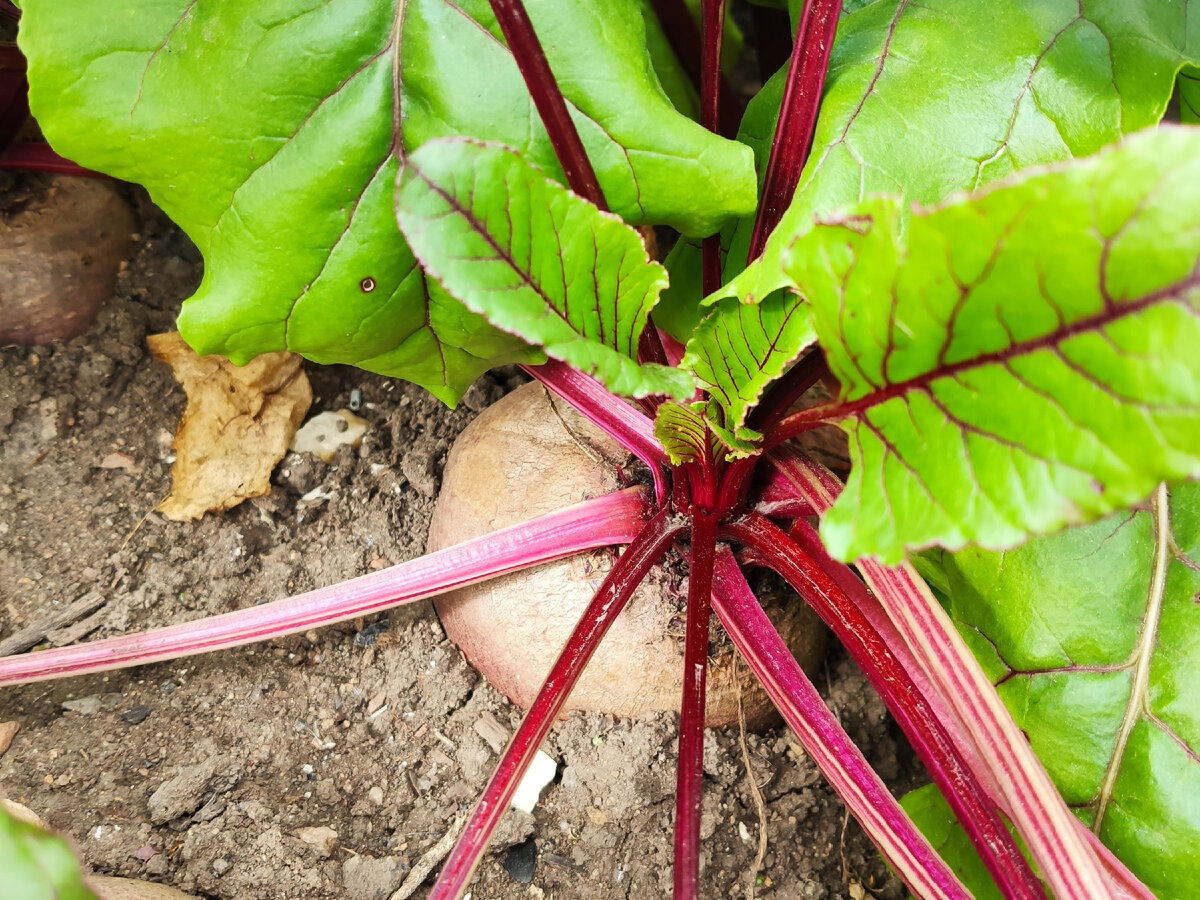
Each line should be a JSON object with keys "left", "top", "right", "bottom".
{"left": 510, "top": 750, "right": 557, "bottom": 813}
{"left": 290, "top": 409, "right": 369, "bottom": 463}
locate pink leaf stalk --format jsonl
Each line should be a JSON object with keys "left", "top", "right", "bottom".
{"left": 0, "top": 488, "right": 651, "bottom": 687}
{"left": 711, "top": 548, "right": 969, "bottom": 900}
{"left": 722, "top": 512, "right": 1046, "bottom": 900}
{"left": 431, "top": 506, "right": 687, "bottom": 899}
{"left": 768, "top": 448, "right": 1124, "bottom": 900}
{"left": 522, "top": 359, "right": 666, "bottom": 469}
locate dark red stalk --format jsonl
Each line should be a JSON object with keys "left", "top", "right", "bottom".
{"left": 721, "top": 513, "right": 1048, "bottom": 900}
{"left": 431, "top": 507, "right": 687, "bottom": 899}
{"left": 646, "top": 0, "right": 742, "bottom": 137}
{"left": 746, "top": 348, "right": 829, "bottom": 431}
{"left": 487, "top": 0, "right": 671, "bottom": 404}
{"left": 769, "top": 449, "right": 1125, "bottom": 900}
{"left": 487, "top": 0, "right": 606, "bottom": 210}
{"left": 1, "top": 43, "right": 28, "bottom": 154}
{"left": 672, "top": 510, "right": 718, "bottom": 900}
{"left": 747, "top": 0, "right": 843, "bottom": 261}
{"left": 711, "top": 548, "right": 969, "bottom": 900}
{"left": 699, "top": 0, "right": 725, "bottom": 297}
{"left": 637, "top": 322, "right": 670, "bottom": 367}
{"left": 0, "top": 1, "right": 18, "bottom": 22}
{"left": 0, "top": 140, "right": 103, "bottom": 177}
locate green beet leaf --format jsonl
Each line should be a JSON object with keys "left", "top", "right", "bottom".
{"left": 16, "top": 0, "right": 753, "bottom": 404}
{"left": 785, "top": 128, "right": 1200, "bottom": 563}
{"left": 0, "top": 806, "right": 98, "bottom": 900}
{"left": 403, "top": 0, "right": 755, "bottom": 237}
{"left": 925, "top": 482, "right": 1200, "bottom": 900}
{"left": 1181, "top": 69, "right": 1200, "bottom": 124}
{"left": 899, "top": 784, "right": 1033, "bottom": 900}
{"left": 397, "top": 139, "right": 692, "bottom": 401}
{"left": 681, "top": 292, "right": 816, "bottom": 435}
{"left": 719, "top": 0, "right": 1200, "bottom": 308}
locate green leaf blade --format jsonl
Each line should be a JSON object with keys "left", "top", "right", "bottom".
{"left": 397, "top": 139, "right": 692, "bottom": 400}
{"left": 18, "top": 0, "right": 751, "bottom": 403}
{"left": 717, "top": 0, "right": 1200, "bottom": 309}
{"left": 932, "top": 482, "right": 1200, "bottom": 899}
{"left": 0, "top": 806, "right": 99, "bottom": 900}
{"left": 787, "top": 129, "right": 1200, "bottom": 563}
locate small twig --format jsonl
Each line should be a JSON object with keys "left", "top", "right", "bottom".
{"left": 389, "top": 815, "right": 466, "bottom": 900}
{"left": 99, "top": 356, "right": 143, "bottom": 414}
{"left": 735, "top": 657, "right": 768, "bottom": 899}
{"left": 839, "top": 807, "right": 851, "bottom": 883}
{"left": 0, "top": 591, "right": 105, "bottom": 657}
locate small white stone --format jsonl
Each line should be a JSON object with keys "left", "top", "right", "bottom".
{"left": 510, "top": 750, "right": 557, "bottom": 813}
{"left": 290, "top": 410, "right": 369, "bottom": 463}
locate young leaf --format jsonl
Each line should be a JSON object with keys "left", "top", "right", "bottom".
{"left": 16, "top": 0, "right": 752, "bottom": 404}
{"left": 718, "top": 0, "right": 1200, "bottom": 306}
{"left": 783, "top": 128, "right": 1200, "bottom": 562}
{"left": 397, "top": 138, "right": 692, "bottom": 400}
{"left": 0, "top": 805, "right": 98, "bottom": 900}
{"left": 929, "top": 482, "right": 1200, "bottom": 900}
{"left": 681, "top": 292, "right": 816, "bottom": 432}
{"left": 654, "top": 402, "right": 711, "bottom": 466}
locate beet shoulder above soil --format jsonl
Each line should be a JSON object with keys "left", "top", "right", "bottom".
{"left": 0, "top": 184, "right": 916, "bottom": 900}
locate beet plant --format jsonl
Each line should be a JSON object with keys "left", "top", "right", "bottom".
{"left": 4, "top": 0, "right": 1200, "bottom": 897}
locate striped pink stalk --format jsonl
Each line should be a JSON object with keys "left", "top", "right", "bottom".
{"left": 711, "top": 547, "right": 969, "bottom": 900}
{"left": 765, "top": 447, "right": 1123, "bottom": 900}
{"left": 0, "top": 488, "right": 651, "bottom": 687}
{"left": 723, "top": 512, "right": 1045, "bottom": 900}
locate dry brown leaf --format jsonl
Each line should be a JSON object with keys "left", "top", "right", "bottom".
{"left": 149, "top": 333, "right": 311, "bottom": 521}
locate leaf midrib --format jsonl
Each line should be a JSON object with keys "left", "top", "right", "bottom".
{"left": 787, "top": 263, "right": 1200, "bottom": 434}
{"left": 406, "top": 152, "right": 579, "bottom": 333}
{"left": 1092, "top": 483, "right": 1172, "bottom": 833}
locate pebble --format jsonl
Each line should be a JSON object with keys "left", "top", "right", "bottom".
{"left": 122, "top": 705, "right": 152, "bottom": 725}
{"left": 342, "top": 855, "right": 406, "bottom": 900}
{"left": 145, "top": 854, "right": 168, "bottom": 876}
{"left": 148, "top": 757, "right": 225, "bottom": 824}
{"left": 295, "top": 825, "right": 338, "bottom": 858}
{"left": 354, "top": 621, "right": 389, "bottom": 647}
{"left": 502, "top": 838, "right": 537, "bottom": 884}
{"left": 212, "top": 858, "right": 231, "bottom": 876}
{"left": 0, "top": 721, "right": 19, "bottom": 756}
{"left": 399, "top": 446, "right": 437, "bottom": 497}
{"left": 61, "top": 697, "right": 102, "bottom": 715}
{"left": 510, "top": 750, "right": 556, "bottom": 813}
{"left": 367, "top": 786, "right": 384, "bottom": 806}
{"left": 473, "top": 713, "right": 508, "bottom": 754}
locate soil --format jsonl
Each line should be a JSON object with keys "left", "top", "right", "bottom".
{"left": 0, "top": 182, "right": 922, "bottom": 900}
